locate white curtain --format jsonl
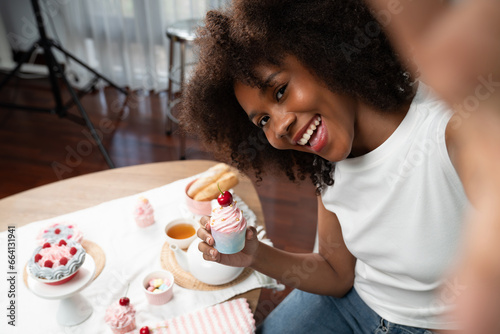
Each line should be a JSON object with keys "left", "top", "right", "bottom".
{"left": 48, "top": 0, "right": 228, "bottom": 92}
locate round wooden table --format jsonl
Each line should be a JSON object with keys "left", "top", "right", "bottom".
{"left": 0, "top": 160, "right": 264, "bottom": 312}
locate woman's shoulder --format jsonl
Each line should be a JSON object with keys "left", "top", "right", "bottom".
{"left": 412, "top": 81, "right": 440, "bottom": 106}
{"left": 406, "top": 81, "right": 454, "bottom": 135}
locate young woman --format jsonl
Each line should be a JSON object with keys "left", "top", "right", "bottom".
{"left": 180, "top": 1, "right": 480, "bottom": 332}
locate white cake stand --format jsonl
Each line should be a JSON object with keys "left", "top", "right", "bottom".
{"left": 27, "top": 255, "right": 96, "bottom": 326}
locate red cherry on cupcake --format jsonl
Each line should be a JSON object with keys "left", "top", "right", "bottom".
{"left": 34, "top": 254, "right": 42, "bottom": 262}
{"left": 69, "top": 247, "right": 77, "bottom": 255}
{"left": 59, "top": 257, "right": 68, "bottom": 266}
{"left": 54, "top": 228, "right": 61, "bottom": 234}
{"left": 42, "top": 242, "right": 51, "bottom": 249}
{"left": 140, "top": 326, "right": 150, "bottom": 334}
{"left": 217, "top": 183, "right": 233, "bottom": 207}
{"left": 58, "top": 239, "right": 67, "bottom": 246}
{"left": 119, "top": 297, "right": 130, "bottom": 306}
{"left": 44, "top": 260, "right": 54, "bottom": 268}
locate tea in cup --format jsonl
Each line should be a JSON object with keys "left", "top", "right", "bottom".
{"left": 164, "top": 218, "right": 198, "bottom": 249}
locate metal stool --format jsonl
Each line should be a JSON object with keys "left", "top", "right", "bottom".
{"left": 165, "top": 19, "right": 202, "bottom": 160}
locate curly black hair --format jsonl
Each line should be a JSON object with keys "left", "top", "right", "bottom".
{"left": 180, "top": 0, "right": 415, "bottom": 194}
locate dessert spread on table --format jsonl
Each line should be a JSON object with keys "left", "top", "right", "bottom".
{"left": 23, "top": 163, "right": 258, "bottom": 331}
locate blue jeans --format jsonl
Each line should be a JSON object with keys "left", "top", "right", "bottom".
{"left": 257, "top": 288, "right": 435, "bottom": 334}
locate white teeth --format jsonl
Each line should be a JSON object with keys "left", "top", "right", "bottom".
{"left": 297, "top": 116, "right": 322, "bottom": 146}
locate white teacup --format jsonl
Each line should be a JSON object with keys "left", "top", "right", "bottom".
{"left": 164, "top": 218, "right": 199, "bottom": 249}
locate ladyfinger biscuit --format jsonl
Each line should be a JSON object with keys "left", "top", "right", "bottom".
{"left": 187, "top": 163, "right": 231, "bottom": 198}
{"left": 193, "top": 172, "right": 239, "bottom": 201}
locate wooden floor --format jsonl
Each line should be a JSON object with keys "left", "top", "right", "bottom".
{"left": 0, "top": 73, "right": 319, "bottom": 325}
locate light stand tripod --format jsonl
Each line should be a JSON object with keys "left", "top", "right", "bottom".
{"left": 0, "top": 0, "right": 128, "bottom": 168}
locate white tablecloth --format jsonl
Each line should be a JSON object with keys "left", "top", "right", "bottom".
{"left": 0, "top": 176, "right": 279, "bottom": 334}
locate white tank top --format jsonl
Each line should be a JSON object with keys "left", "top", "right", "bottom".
{"left": 321, "top": 83, "right": 468, "bottom": 330}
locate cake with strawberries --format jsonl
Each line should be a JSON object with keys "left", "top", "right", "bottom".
{"left": 210, "top": 186, "right": 247, "bottom": 254}
{"left": 133, "top": 197, "right": 155, "bottom": 228}
{"left": 28, "top": 240, "right": 86, "bottom": 285}
{"left": 36, "top": 222, "right": 83, "bottom": 245}
{"left": 105, "top": 297, "right": 137, "bottom": 334}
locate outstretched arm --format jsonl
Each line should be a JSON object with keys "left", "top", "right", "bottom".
{"left": 366, "top": 0, "right": 500, "bottom": 108}
{"left": 446, "top": 111, "right": 500, "bottom": 334}
{"left": 367, "top": 1, "right": 500, "bottom": 331}
{"left": 197, "top": 196, "right": 356, "bottom": 297}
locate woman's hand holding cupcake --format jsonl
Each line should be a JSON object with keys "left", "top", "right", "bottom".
{"left": 197, "top": 184, "right": 260, "bottom": 267}
{"left": 197, "top": 216, "right": 259, "bottom": 268}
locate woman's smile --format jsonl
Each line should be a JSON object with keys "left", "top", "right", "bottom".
{"left": 294, "top": 115, "right": 320, "bottom": 145}
{"left": 290, "top": 114, "right": 329, "bottom": 154}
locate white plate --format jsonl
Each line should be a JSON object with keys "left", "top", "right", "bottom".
{"left": 27, "top": 254, "right": 96, "bottom": 300}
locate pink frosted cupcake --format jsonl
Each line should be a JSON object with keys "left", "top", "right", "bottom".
{"left": 210, "top": 189, "right": 247, "bottom": 254}
{"left": 36, "top": 222, "right": 83, "bottom": 245}
{"left": 133, "top": 197, "right": 155, "bottom": 227}
{"left": 104, "top": 298, "right": 136, "bottom": 334}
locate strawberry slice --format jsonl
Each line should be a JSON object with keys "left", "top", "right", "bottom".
{"left": 34, "top": 254, "right": 42, "bottom": 262}
{"left": 42, "top": 242, "right": 51, "bottom": 249}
